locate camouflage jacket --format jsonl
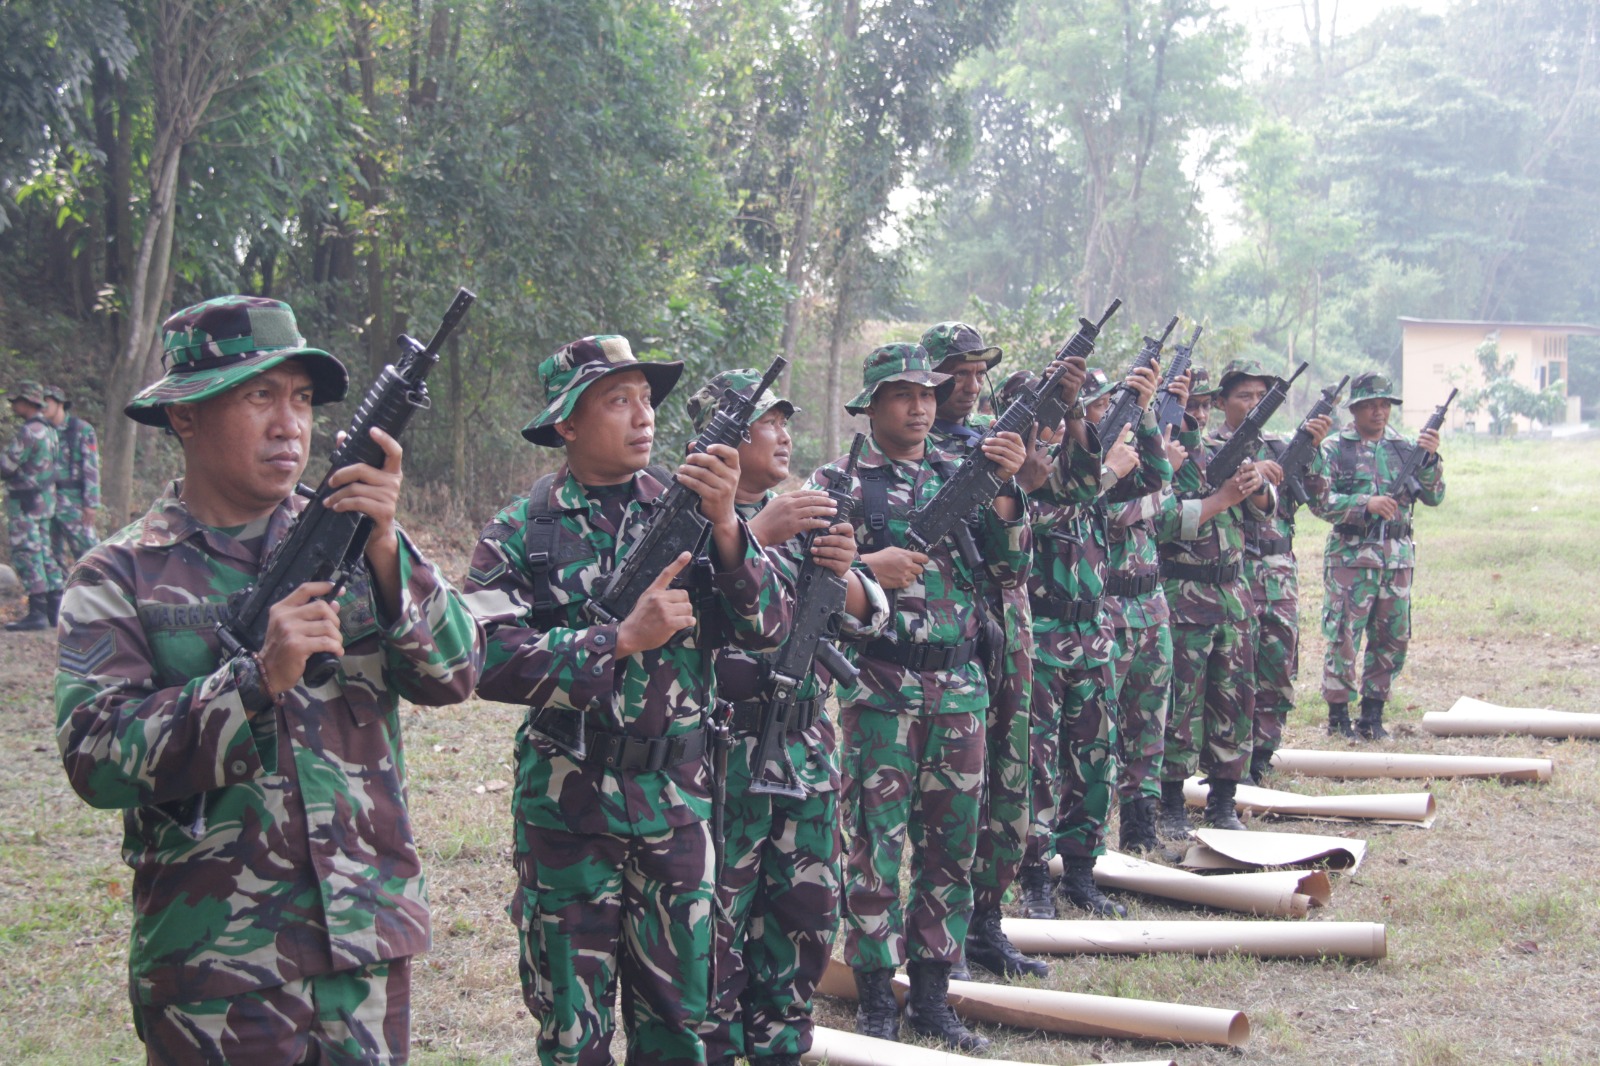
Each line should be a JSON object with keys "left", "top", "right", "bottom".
{"left": 1154, "top": 421, "right": 1276, "bottom": 626}
{"left": 1310, "top": 425, "right": 1445, "bottom": 570}
{"left": 54, "top": 481, "right": 483, "bottom": 1007}
{"left": 1104, "top": 411, "right": 1176, "bottom": 630}
{"left": 2, "top": 415, "right": 59, "bottom": 498}
{"left": 465, "top": 465, "right": 790, "bottom": 836}
{"left": 1026, "top": 433, "right": 1119, "bottom": 669}
{"left": 1242, "top": 431, "right": 1329, "bottom": 604}
{"left": 808, "top": 435, "right": 1030, "bottom": 716}
{"left": 52, "top": 414, "right": 102, "bottom": 507}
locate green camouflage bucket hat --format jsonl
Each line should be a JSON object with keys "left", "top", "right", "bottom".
{"left": 995, "top": 369, "right": 1039, "bottom": 416}
{"left": 1218, "top": 357, "right": 1283, "bottom": 397}
{"left": 844, "top": 343, "right": 954, "bottom": 415}
{"left": 686, "top": 367, "right": 797, "bottom": 435}
{"left": 920, "top": 321, "right": 1003, "bottom": 371}
{"left": 1080, "top": 367, "right": 1116, "bottom": 405}
{"left": 125, "top": 296, "right": 348, "bottom": 427}
{"left": 43, "top": 384, "right": 70, "bottom": 407}
{"left": 521, "top": 334, "right": 683, "bottom": 447}
{"left": 1188, "top": 365, "right": 1215, "bottom": 398}
{"left": 10, "top": 380, "right": 45, "bottom": 406}
{"left": 1346, "top": 371, "right": 1402, "bottom": 407}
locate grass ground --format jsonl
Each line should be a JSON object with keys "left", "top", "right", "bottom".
{"left": 2, "top": 436, "right": 1598, "bottom": 1064}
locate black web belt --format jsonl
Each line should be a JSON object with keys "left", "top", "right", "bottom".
{"left": 1248, "top": 534, "right": 1295, "bottom": 556}
{"left": 1335, "top": 520, "right": 1411, "bottom": 538}
{"left": 1160, "top": 559, "right": 1241, "bottom": 584}
{"left": 1029, "top": 594, "right": 1101, "bottom": 623}
{"left": 532, "top": 711, "right": 709, "bottom": 773}
{"left": 1104, "top": 571, "right": 1161, "bottom": 598}
{"left": 862, "top": 637, "right": 979, "bottom": 673}
{"left": 729, "top": 696, "right": 824, "bottom": 736}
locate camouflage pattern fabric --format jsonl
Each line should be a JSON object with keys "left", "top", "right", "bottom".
{"left": 54, "top": 482, "right": 483, "bottom": 1010}
{"left": 1250, "top": 600, "right": 1298, "bottom": 759}
{"left": 1320, "top": 565, "right": 1413, "bottom": 703}
{"left": 136, "top": 958, "right": 411, "bottom": 1066}
{"left": 2, "top": 414, "right": 62, "bottom": 594}
{"left": 50, "top": 413, "right": 101, "bottom": 571}
{"left": 1036, "top": 657, "right": 1118, "bottom": 860}
{"left": 1109, "top": 623, "right": 1172, "bottom": 802}
{"left": 465, "top": 465, "right": 789, "bottom": 1066}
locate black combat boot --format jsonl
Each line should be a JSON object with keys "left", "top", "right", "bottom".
{"left": 852, "top": 967, "right": 900, "bottom": 1041}
{"left": 948, "top": 943, "right": 970, "bottom": 982}
{"left": 1200, "top": 777, "right": 1248, "bottom": 831}
{"left": 5, "top": 594, "right": 50, "bottom": 632}
{"left": 1156, "top": 778, "right": 1193, "bottom": 842}
{"left": 45, "top": 589, "right": 61, "bottom": 625}
{"left": 1248, "top": 748, "right": 1274, "bottom": 787}
{"left": 965, "top": 906, "right": 1049, "bottom": 979}
{"left": 1017, "top": 861, "right": 1056, "bottom": 920}
{"left": 1118, "top": 797, "right": 1164, "bottom": 856}
{"left": 1357, "top": 697, "right": 1390, "bottom": 741}
{"left": 1057, "top": 856, "right": 1127, "bottom": 918}
{"left": 903, "top": 960, "right": 989, "bottom": 1053}
{"left": 1327, "top": 701, "right": 1354, "bottom": 737}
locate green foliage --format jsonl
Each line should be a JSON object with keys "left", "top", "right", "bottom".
{"left": 1460, "top": 338, "right": 1565, "bottom": 435}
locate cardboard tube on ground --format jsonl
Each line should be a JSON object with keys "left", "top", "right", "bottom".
{"left": 1002, "top": 917, "right": 1387, "bottom": 960}
{"left": 1184, "top": 777, "right": 1437, "bottom": 827}
{"left": 1422, "top": 697, "right": 1600, "bottom": 739}
{"left": 803, "top": 1026, "right": 1175, "bottom": 1066}
{"left": 1271, "top": 747, "right": 1554, "bottom": 783}
{"left": 1048, "top": 850, "right": 1331, "bottom": 917}
{"left": 1181, "top": 827, "right": 1367, "bottom": 872}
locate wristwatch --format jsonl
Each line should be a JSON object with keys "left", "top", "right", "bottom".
{"left": 1064, "top": 399, "right": 1086, "bottom": 422}
{"left": 232, "top": 653, "right": 277, "bottom": 714}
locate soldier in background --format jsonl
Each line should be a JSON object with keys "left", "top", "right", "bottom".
{"left": 1184, "top": 367, "right": 1215, "bottom": 434}
{"left": 1310, "top": 372, "right": 1444, "bottom": 740}
{"left": 2, "top": 380, "right": 61, "bottom": 631}
{"left": 42, "top": 384, "right": 101, "bottom": 583}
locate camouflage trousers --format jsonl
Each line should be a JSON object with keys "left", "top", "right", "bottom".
{"left": 136, "top": 958, "right": 411, "bottom": 1065}
{"left": 1165, "top": 621, "right": 1255, "bottom": 783}
{"left": 1109, "top": 624, "right": 1172, "bottom": 802}
{"left": 1322, "top": 565, "right": 1412, "bottom": 703}
{"left": 1025, "top": 656, "right": 1117, "bottom": 864}
{"left": 971, "top": 597, "right": 1034, "bottom": 912}
{"left": 700, "top": 735, "right": 841, "bottom": 1064}
{"left": 513, "top": 821, "right": 713, "bottom": 1066}
{"left": 839, "top": 703, "right": 984, "bottom": 971}
{"left": 5, "top": 492, "right": 62, "bottom": 595}
{"left": 49, "top": 490, "right": 97, "bottom": 574}
{"left": 1250, "top": 594, "right": 1299, "bottom": 761}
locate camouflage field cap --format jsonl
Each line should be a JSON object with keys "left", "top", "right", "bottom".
{"left": 844, "top": 342, "right": 954, "bottom": 415}
{"left": 521, "top": 334, "right": 683, "bottom": 446}
{"left": 920, "top": 321, "right": 1003, "bottom": 371}
{"left": 9, "top": 380, "right": 45, "bottom": 406}
{"left": 1218, "top": 357, "right": 1283, "bottom": 397}
{"left": 686, "top": 367, "right": 797, "bottom": 435}
{"left": 995, "top": 369, "right": 1039, "bottom": 415}
{"left": 125, "top": 296, "right": 348, "bottom": 427}
{"left": 1346, "top": 371, "right": 1402, "bottom": 407}
{"left": 1080, "top": 367, "right": 1116, "bottom": 405}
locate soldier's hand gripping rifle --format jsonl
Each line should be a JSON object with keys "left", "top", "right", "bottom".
{"left": 1095, "top": 316, "right": 1179, "bottom": 446}
{"left": 905, "top": 299, "right": 1121, "bottom": 553}
{"left": 1386, "top": 387, "right": 1456, "bottom": 501}
{"left": 1152, "top": 325, "right": 1204, "bottom": 433}
{"left": 1204, "top": 361, "right": 1309, "bottom": 489}
{"left": 749, "top": 434, "right": 867, "bottom": 798}
{"left": 217, "top": 287, "right": 476, "bottom": 687}
{"left": 585, "top": 355, "right": 788, "bottom": 626}
{"left": 1275, "top": 374, "right": 1349, "bottom": 511}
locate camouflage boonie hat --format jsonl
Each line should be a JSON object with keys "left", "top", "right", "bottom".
{"left": 1347, "top": 371, "right": 1402, "bottom": 407}
{"left": 521, "top": 334, "right": 683, "bottom": 447}
{"left": 126, "top": 296, "right": 348, "bottom": 427}
{"left": 686, "top": 368, "right": 797, "bottom": 435}
{"left": 920, "top": 321, "right": 1003, "bottom": 371}
{"left": 1218, "top": 357, "right": 1283, "bottom": 397}
{"left": 995, "top": 370, "right": 1039, "bottom": 416}
{"left": 844, "top": 343, "right": 954, "bottom": 415}
{"left": 43, "top": 384, "right": 70, "bottom": 406}
{"left": 1079, "top": 367, "right": 1116, "bottom": 405}
{"left": 1188, "top": 366, "right": 1215, "bottom": 398}
{"left": 9, "top": 380, "right": 45, "bottom": 406}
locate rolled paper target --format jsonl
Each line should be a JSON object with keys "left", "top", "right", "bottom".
{"left": 1183, "top": 777, "right": 1437, "bottom": 827}
{"left": 1048, "top": 850, "right": 1330, "bottom": 918}
{"left": 1181, "top": 827, "right": 1367, "bottom": 872}
{"left": 1422, "top": 697, "right": 1600, "bottom": 739}
{"left": 1002, "top": 917, "right": 1387, "bottom": 960}
{"left": 1271, "top": 747, "right": 1554, "bottom": 783}
{"left": 803, "top": 1026, "right": 1176, "bottom": 1066}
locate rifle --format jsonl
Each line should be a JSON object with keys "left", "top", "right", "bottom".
{"left": 905, "top": 299, "right": 1121, "bottom": 552}
{"left": 748, "top": 434, "right": 867, "bottom": 798}
{"left": 1152, "top": 325, "right": 1204, "bottom": 433}
{"left": 1386, "top": 387, "right": 1457, "bottom": 502}
{"left": 217, "top": 287, "right": 476, "bottom": 686}
{"left": 585, "top": 354, "right": 788, "bottom": 626}
{"left": 1095, "top": 316, "right": 1179, "bottom": 446}
{"left": 1276, "top": 374, "right": 1349, "bottom": 511}
{"left": 1204, "top": 362, "right": 1308, "bottom": 489}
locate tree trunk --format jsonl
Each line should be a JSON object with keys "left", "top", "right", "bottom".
{"left": 822, "top": 256, "right": 855, "bottom": 463}
{"left": 449, "top": 333, "right": 466, "bottom": 489}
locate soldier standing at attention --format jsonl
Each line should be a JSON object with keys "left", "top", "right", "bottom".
{"left": 43, "top": 383, "right": 102, "bottom": 584}
{"left": 684, "top": 369, "right": 888, "bottom": 1066}
{"left": 1310, "top": 372, "right": 1444, "bottom": 740}
{"left": 822, "top": 343, "right": 1029, "bottom": 1052}
{"left": 54, "top": 295, "right": 483, "bottom": 1063}
{"left": 3, "top": 380, "right": 62, "bottom": 631}
{"left": 464, "top": 337, "right": 790, "bottom": 1066}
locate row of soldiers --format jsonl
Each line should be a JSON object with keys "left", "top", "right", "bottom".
{"left": 48, "top": 293, "right": 1443, "bottom": 1066}
{"left": 2, "top": 380, "right": 100, "bottom": 631}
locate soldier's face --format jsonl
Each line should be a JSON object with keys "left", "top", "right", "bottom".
{"left": 558, "top": 370, "right": 655, "bottom": 482}
{"left": 936, "top": 361, "right": 986, "bottom": 422}
{"left": 1221, "top": 378, "right": 1269, "bottom": 429}
{"left": 867, "top": 382, "right": 936, "bottom": 455}
{"left": 170, "top": 363, "right": 314, "bottom": 513}
{"left": 740, "top": 408, "right": 791, "bottom": 493}
{"left": 42, "top": 398, "right": 64, "bottom": 423}
{"left": 10, "top": 398, "right": 39, "bottom": 420}
{"left": 1086, "top": 394, "right": 1112, "bottom": 423}
{"left": 1351, "top": 398, "right": 1391, "bottom": 439}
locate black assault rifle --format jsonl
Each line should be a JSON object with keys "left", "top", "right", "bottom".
{"left": 585, "top": 355, "right": 788, "bottom": 626}
{"left": 1152, "top": 325, "right": 1204, "bottom": 433}
{"left": 1096, "top": 316, "right": 1179, "bottom": 445}
{"left": 1385, "top": 387, "right": 1457, "bottom": 502}
{"left": 217, "top": 287, "right": 476, "bottom": 686}
{"left": 905, "top": 299, "right": 1122, "bottom": 552}
{"left": 748, "top": 434, "right": 867, "bottom": 798}
{"left": 1205, "top": 361, "right": 1308, "bottom": 489}
{"left": 1275, "top": 374, "right": 1349, "bottom": 510}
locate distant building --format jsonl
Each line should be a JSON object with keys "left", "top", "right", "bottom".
{"left": 1398, "top": 317, "right": 1600, "bottom": 432}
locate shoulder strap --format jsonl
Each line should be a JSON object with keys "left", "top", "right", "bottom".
{"left": 525, "top": 472, "right": 563, "bottom": 629}
{"left": 859, "top": 465, "right": 895, "bottom": 553}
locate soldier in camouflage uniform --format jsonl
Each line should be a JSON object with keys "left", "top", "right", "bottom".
{"left": 1185, "top": 367, "right": 1215, "bottom": 434}
{"left": 3, "top": 380, "right": 62, "bottom": 631}
{"left": 1310, "top": 372, "right": 1444, "bottom": 740}
{"left": 920, "top": 322, "right": 1044, "bottom": 980}
{"left": 55, "top": 295, "right": 484, "bottom": 1064}
{"left": 683, "top": 370, "right": 888, "bottom": 1066}
{"left": 1154, "top": 362, "right": 1277, "bottom": 837}
{"left": 43, "top": 384, "right": 101, "bottom": 585}
{"left": 818, "top": 342, "right": 1030, "bottom": 1052}
{"left": 465, "top": 337, "right": 791, "bottom": 1066}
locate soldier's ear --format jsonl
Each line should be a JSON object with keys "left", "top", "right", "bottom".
{"left": 164, "top": 403, "right": 198, "bottom": 442}
{"left": 554, "top": 417, "right": 579, "bottom": 443}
